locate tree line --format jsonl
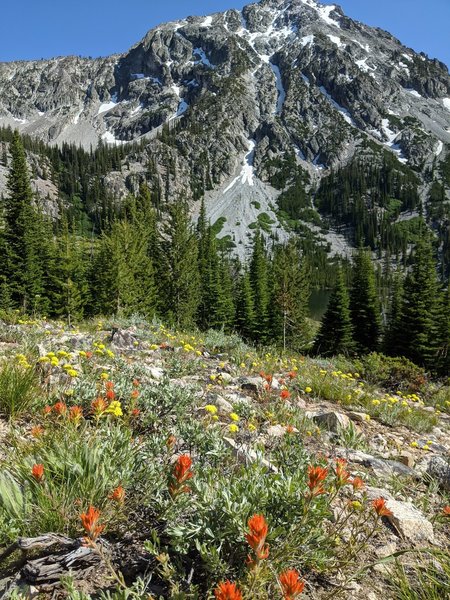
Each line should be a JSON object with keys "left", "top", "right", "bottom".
{"left": 0, "top": 132, "right": 448, "bottom": 375}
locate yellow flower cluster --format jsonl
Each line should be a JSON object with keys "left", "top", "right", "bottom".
{"left": 16, "top": 353, "right": 32, "bottom": 369}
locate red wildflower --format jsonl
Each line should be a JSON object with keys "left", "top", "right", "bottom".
{"left": 43, "top": 405, "right": 52, "bottom": 416}
{"left": 288, "top": 371, "right": 297, "bottom": 380}
{"left": 280, "top": 389, "right": 291, "bottom": 400}
{"left": 442, "top": 506, "right": 450, "bottom": 517}
{"left": 106, "top": 389, "right": 116, "bottom": 400}
{"left": 69, "top": 406, "right": 83, "bottom": 424}
{"left": 307, "top": 465, "right": 328, "bottom": 497}
{"left": 80, "top": 506, "right": 105, "bottom": 541}
{"left": 335, "top": 458, "right": 351, "bottom": 487}
{"left": 131, "top": 389, "right": 139, "bottom": 399}
{"left": 85, "top": 351, "right": 93, "bottom": 359}
{"left": 53, "top": 401, "right": 67, "bottom": 416}
{"left": 32, "top": 463, "right": 44, "bottom": 482}
{"left": 286, "top": 425, "right": 294, "bottom": 434}
{"left": 350, "top": 476, "right": 365, "bottom": 491}
{"left": 279, "top": 569, "right": 305, "bottom": 599}
{"left": 169, "top": 454, "right": 193, "bottom": 498}
{"left": 265, "top": 374, "right": 273, "bottom": 385}
{"left": 31, "top": 425, "right": 44, "bottom": 438}
{"left": 105, "top": 380, "right": 114, "bottom": 390}
{"left": 132, "top": 379, "right": 140, "bottom": 387}
{"left": 91, "top": 397, "right": 108, "bottom": 416}
{"left": 109, "top": 485, "right": 125, "bottom": 503}
{"left": 214, "top": 581, "right": 243, "bottom": 600}
{"left": 131, "top": 408, "right": 140, "bottom": 417}
{"left": 372, "top": 497, "right": 393, "bottom": 517}
{"left": 245, "top": 514, "right": 269, "bottom": 564}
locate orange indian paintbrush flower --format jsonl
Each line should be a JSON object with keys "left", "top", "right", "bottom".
{"left": 335, "top": 458, "right": 351, "bottom": 487}
{"left": 279, "top": 569, "right": 305, "bottom": 599}
{"left": 245, "top": 514, "right": 269, "bottom": 564}
{"left": 350, "top": 476, "right": 365, "bottom": 490}
{"left": 109, "top": 485, "right": 125, "bottom": 503}
{"left": 372, "top": 497, "right": 393, "bottom": 517}
{"left": 307, "top": 465, "right": 328, "bottom": 496}
{"left": 214, "top": 581, "right": 243, "bottom": 600}
{"left": 169, "top": 454, "right": 193, "bottom": 497}
{"left": 80, "top": 506, "right": 105, "bottom": 540}
{"left": 32, "top": 463, "right": 44, "bottom": 482}
{"left": 443, "top": 506, "right": 450, "bottom": 517}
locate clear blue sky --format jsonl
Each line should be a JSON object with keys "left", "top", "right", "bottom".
{"left": 0, "top": 0, "right": 449, "bottom": 68}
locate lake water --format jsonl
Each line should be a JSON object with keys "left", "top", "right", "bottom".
{"left": 309, "top": 289, "right": 331, "bottom": 321}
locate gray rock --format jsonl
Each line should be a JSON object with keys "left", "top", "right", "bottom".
{"left": 385, "top": 499, "right": 435, "bottom": 544}
{"left": 239, "top": 377, "right": 263, "bottom": 395}
{"left": 425, "top": 455, "right": 450, "bottom": 491}
{"left": 223, "top": 437, "right": 278, "bottom": 473}
{"left": 206, "top": 393, "right": 233, "bottom": 415}
{"left": 312, "top": 411, "right": 351, "bottom": 432}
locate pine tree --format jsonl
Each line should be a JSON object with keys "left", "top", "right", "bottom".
{"left": 270, "top": 240, "right": 311, "bottom": 351}
{"left": 1, "top": 132, "right": 50, "bottom": 311}
{"left": 210, "top": 256, "right": 235, "bottom": 331}
{"left": 349, "top": 247, "right": 381, "bottom": 353}
{"left": 158, "top": 202, "right": 200, "bottom": 328}
{"left": 313, "top": 268, "right": 354, "bottom": 356}
{"left": 436, "top": 283, "right": 449, "bottom": 376}
{"left": 383, "top": 272, "right": 404, "bottom": 356}
{"left": 393, "top": 235, "right": 440, "bottom": 368}
{"left": 235, "top": 269, "right": 255, "bottom": 340}
{"left": 249, "top": 231, "right": 270, "bottom": 342}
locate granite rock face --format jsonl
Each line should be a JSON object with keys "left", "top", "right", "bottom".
{"left": 0, "top": 0, "right": 449, "bottom": 256}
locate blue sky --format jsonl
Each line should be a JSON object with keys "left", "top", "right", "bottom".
{"left": 0, "top": 0, "right": 449, "bottom": 67}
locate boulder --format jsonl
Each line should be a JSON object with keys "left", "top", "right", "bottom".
{"left": 311, "top": 411, "right": 351, "bottom": 432}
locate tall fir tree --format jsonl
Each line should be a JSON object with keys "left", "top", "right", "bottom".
{"left": 235, "top": 269, "right": 255, "bottom": 340}
{"left": 158, "top": 202, "right": 200, "bottom": 328}
{"left": 249, "top": 231, "right": 270, "bottom": 343}
{"left": 392, "top": 235, "right": 440, "bottom": 368}
{"left": 436, "top": 283, "right": 450, "bottom": 376}
{"left": 313, "top": 268, "right": 354, "bottom": 356}
{"left": 349, "top": 247, "right": 381, "bottom": 353}
{"left": 383, "top": 271, "right": 404, "bottom": 356}
{"left": 270, "top": 240, "right": 311, "bottom": 351}
{"left": 1, "top": 131, "right": 50, "bottom": 311}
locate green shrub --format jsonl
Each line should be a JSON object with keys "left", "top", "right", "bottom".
{"left": 353, "top": 353, "right": 427, "bottom": 392}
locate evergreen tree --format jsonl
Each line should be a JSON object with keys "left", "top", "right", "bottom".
{"left": 158, "top": 202, "right": 200, "bottom": 328}
{"left": 393, "top": 235, "right": 440, "bottom": 368}
{"left": 235, "top": 269, "right": 255, "bottom": 340}
{"left": 1, "top": 132, "right": 49, "bottom": 311}
{"left": 313, "top": 268, "right": 354, "bottom": 356}
{"left": 383, "top": 272, "right": 404, "bottom": 356}
{"left": 249, "top": 231, "right": 270, "bottom": 342}
{"left": 349, "top": 247, "right": 381, "bottom": 353}
{"left": 436, "top": 283, "right": 449, "bottom": 376}
{"left": 270, "top": 240, "right": 311, "bottom": 351}
{"left": 50, "top": 218, "right": 89, "bottom": 323}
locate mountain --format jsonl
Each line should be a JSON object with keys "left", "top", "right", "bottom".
{"left": 0, "top": 0, "right": 449, "bottom": 258}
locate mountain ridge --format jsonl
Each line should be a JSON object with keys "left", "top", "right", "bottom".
{"left": 0, "top": 0, "right": 449, "bottom": 258}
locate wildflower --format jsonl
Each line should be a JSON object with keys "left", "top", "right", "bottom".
{"left": 335, "top": 458, "right": 351, "bottom": 487}
{"left": 53, "top": 401, "right": 67, "bottom": 416}
{"left": 205, "top": 404, "right": 218, "bottom": 415}
{"left": 286, "top": 425, "right": 294, "bottom": 434}
{"left": 350, "top": 476, "right": 365, "bottom": 491}
{"left": 80, "top": 506, "right": 105, "bottom": 541}
{"left": 229, "top": 424, "right": 239, "bottom": 433}
{"left": 130, "top": 389, "right": 139, "bottom": 399}
{"left": 410, "top": 441, "right": 419, "bottom": 448}
{"left": 248, "top": 423, "right": 257, "bottom": 432}
{"left": 304, "top": 387, "right": 312, "bottom": 394}
{"left": 350, "top": 500, "right": 363, "bottom": 511}
{"left": 214, "top": 581, "right": 243, "bottom": 600}
{"left": 131, "top": 408, "right": 140, "bottom": 417}
{"left": 31, "top": 425, "right": 44, "bottom": 438}
{"left": 280, "top": 389, "right": 291, "bottom": 400}
{"left": 288, "top": 371, "right": 297, "bottom": 379}
{"left": 372, "top": 497, "right": 393, "bottom": 518}
{"left": 43, "top": 405, "right": 52, "bottom": 416}
{"left": 105, "top": 400, "right": 123, "bottom": 417}
{"left": 307, "top": 465, "right": 328, "bottom": 497}
{"left": 132, "top": 378, "right": 140, "bottom": 387}
{"left": 109, "top": 486, "right": 125, "bottom": 504}
{"left": 230, "top": 412, "right": 240, "bottom": 422}
{"left": 100, "top": 372, "right": 109, "bottom": 380}
{"left": 32, "top": 464, "right": 44, "bottom": 482}
{"left": 169, "top": 454, "right": 193, "bottom": 498}
{"left": 106, "top": 388, "right": 116, "bottom": 401}
{"left": 69, "top": 406, "right": 83, "bottom": 425}
{"left": 279, "top": 569, "right": 305, "bottom": 599}
{"left": 245, "top": 514, "right": 269, "bottom": 564}
{"left": 372, "top": 399, "right": 380, "bottom": 406}
{"left": 443, "top": 506, "right": 450, "bottom": 517}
